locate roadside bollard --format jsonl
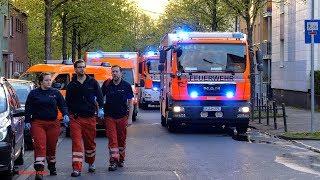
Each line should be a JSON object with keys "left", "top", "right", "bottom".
{"left": 282, "top": 103, "right": 287, "bottom": 132}
{"left": 266, "top": 100, "right": 270, "bottom": 126}
{"left": 273, "top": 101, "right": 277, "bottom": 129}
{"left": 258, "top": 98, "right": 261, "bottom": 124}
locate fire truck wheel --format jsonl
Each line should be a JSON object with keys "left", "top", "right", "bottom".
{"left": 236, "top": 125, "right": 248, "bottom": 134}
{"left": 167, "top": 123, "right": 178, "bottom": 133}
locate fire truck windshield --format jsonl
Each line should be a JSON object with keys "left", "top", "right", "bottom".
{"left": 147, "top": 59, "right": 160, "bottom": 74}
{"left": 122, "top": 68, "right": 134, "bottom": 85}
{"left": 177, "top": 43, "right": 246, "bottom": 73}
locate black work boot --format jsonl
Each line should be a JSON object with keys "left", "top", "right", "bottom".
{"left": 108, "top": 162, "right": 117, "bottom": 171}
{"left": 48, "top": 163, "right": 57, "bottom": 176}
{"left": 71, "top": 170, "right": 81, "bottom": 177}
{"left": 117, "top": 160, "right": 124, "bottom": 167}
{"left": 35, "top": 171, "right": 43, "bottom": 180}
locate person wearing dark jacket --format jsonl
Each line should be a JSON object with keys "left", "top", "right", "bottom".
{"left": 25, "top": 72, "right": 69, "bottom": 180}
{"left": 65, "top": 60, "right": 104, "bottom": 177}
{"left": 101, "top": 65, "right": 134, "bottom": 171}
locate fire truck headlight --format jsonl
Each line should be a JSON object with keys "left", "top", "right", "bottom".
{"left": 226, "top": 91, "right": 234, "bottom": 98}
{"left": 190, "top": 91, "right": 199, "bottom": 98}
{"left": 239, "top": 106, "right": 250, "bottom": 113}
{"left": 173, "top": 106, "right": 185, "bottom": 113}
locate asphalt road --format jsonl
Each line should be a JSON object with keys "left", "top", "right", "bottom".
{"left": 10, "top": 109, "right": 320, "bottom": 180}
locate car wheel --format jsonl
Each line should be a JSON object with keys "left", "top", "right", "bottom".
{"left": 4, "top": 144, "right": 15, "bottom": 176}
{"left": 15, "top": 141, "right": 24, "bottom": 165}
{"left": 132, "top": 113, "right": 137, "bottom": 122}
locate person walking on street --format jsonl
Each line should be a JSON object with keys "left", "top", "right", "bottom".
{"left": 25, "top": 72, "right": 69, "bottom": 180}
{"left": 101, "top": 65, "right": 134, "bottom": 171}
{"left": 65, "top": 60, "right": 104, "bottom": 177}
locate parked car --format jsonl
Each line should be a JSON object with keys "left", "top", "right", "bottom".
{"left": 8, "top": 79, "right": 35, "bottom": 150}
{"left": 0, "top": 77, "right": 25, "bottom": 176}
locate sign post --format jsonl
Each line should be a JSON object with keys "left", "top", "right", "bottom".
{"left": 305, "top": 19, "right": 320, "bottom": 132}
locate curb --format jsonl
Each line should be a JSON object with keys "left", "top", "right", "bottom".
{"left": 290, "top": 140, "right": 320, "bottom": 154}
{"left": 278, "top": 135, "right": 320, "bottom": 141}
{"left": 249, "top": 128, "right": 320, "bottom": 154}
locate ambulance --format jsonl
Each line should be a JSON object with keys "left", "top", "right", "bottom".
{"left": 138, "top": 52, "right": 161, "bottom": 109}
{"left": 159, "top": 31, "right": 251, "bottom": 133}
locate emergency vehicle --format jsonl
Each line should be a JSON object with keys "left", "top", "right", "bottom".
{"left": 138, "top": 52, "right": 161, "bottom": 109}
{"left": 84, "top": 52, "right": 139, "bottom": 121}
{"left": 159, "top": 32, "right": 251, "bottom": 133}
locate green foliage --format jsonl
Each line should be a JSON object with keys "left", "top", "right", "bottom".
{"left": 157, "top": 0, "right": 234, "bottom": 33}
{"left": 282, "top": 131, "right": 320, "bottom": 140}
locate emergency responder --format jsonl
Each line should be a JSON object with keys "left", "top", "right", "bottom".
{"left": 101, "top": 65, "right": 134, "bottom": 171}
{"left": 13, "top": 72, "right": 20, "bottom": 79}
{"left": 25, "top": 72, "right": 69, "bottom": 180}
{"left": 65, "top": 60, "right": 104, "bottom": 177}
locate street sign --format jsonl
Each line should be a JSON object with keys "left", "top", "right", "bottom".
{"left": 305, "top": 20, "right": 320, "bottom": 44}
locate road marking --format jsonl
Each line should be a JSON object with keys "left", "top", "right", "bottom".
{"left": 16, "top": 136, "right": 65, "bottom": 180}
{"left": 173, "top": 170, "right": 181, "bottom": 180}
{"left": 275, "top": 156, "right": 320, "bottom": 176}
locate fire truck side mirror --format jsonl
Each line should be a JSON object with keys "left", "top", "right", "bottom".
{"left": 174, "top": 47, "right": 182, "bottom": 58}
{"left": 140, "top": 79, "right": 145, "bottom": 87}
{"left": 256, "top": 50, "right": 263, "bottom": 71}
{"left": 159, "top": 50, "right": 167, "bottom": 63}
{"left": 158, "top": 64, "right": 165, "bottom": 72}
{"left": 138, "top": 62, "right": 143, "bottom": 74}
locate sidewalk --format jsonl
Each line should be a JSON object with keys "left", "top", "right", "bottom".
{"left": 249, "top": 106, "right": 320, "bottom": 152}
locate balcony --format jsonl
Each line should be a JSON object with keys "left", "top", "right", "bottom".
{"left": 261, "top": 40, "right": 272, "bottom": 60}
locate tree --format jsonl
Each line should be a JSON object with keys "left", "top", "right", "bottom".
{"left": 43, "top": 0, "right": 72, "bottom": 62}
{"left": 158, "top": 0, "right": 233, "bottom": 33}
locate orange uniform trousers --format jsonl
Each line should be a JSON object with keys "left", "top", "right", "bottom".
{"left": 105, "top": 116, "right": 128, "bottom": 163}
{"left": 70, "top": 115, "right": 96, "bottom": 171}
{"left": 31, "top": 120, "right": 60, "bottom": 171}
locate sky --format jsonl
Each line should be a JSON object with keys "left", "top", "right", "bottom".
{"left": 133, "top": 0, "right": 169, "bottom": 19}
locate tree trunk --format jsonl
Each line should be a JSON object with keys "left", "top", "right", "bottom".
{"left": 247, "top": 23, "right": 255, "bottom": 120}
{"left": 77, "top": 34, "right": 82, "bottom": 59}
{"left": 44, "top": 0, "right": 53, "bottom": 62}
{"left": 71, "top": 26, "right": 77, "bottom": 62}
{"left": 61, "top": 12, "right": 68, "bottom": 62}
{"left": 211, "top": 0, "right": 218, "bottom": 31}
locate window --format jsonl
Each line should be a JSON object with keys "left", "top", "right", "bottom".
{"left": 53, "top": 74, "right": 70, "bottom": 90}
{"left": 9, "top": 17, "right": 13, "bottom": 37}
{"left": 16, "top": 18, "right": 22, "bottom": 33}
{"left": 0, "top": 86, "right": 8, "bottom": 113}
{"left": 3, "top": 15, "right": 9, "bottom": 37}
{"left": 6, "top": 83, "right": 20, "bottom": 109}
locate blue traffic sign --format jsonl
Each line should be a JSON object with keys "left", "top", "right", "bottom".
{"left": 305, "top": 20, "right": 320, "bottom": 44}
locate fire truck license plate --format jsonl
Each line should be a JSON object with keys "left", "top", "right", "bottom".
{"left": 203, "top": 106, "right": 221, "bottom": 111}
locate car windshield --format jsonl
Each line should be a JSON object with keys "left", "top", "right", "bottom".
{"left": 122, "top": 68, "right": 134, "bottom": 85}
{"left": 20, "top": 72, "right": 50, "bottom": 83}
{"left": 177, "top": 43, "right": 246, "bottom": 73}
{"left": 147, "top": 59, "right": 160, "bottom": 74}
{"left": 10, "top": 83, "right": 32, "bottom": 104}
{"left": 0, "top": 86, "right": 7, "bottom": 113}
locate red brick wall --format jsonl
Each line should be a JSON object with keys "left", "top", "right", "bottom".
{"left": 8, "top": 5, "right": 28, "bottom": 77}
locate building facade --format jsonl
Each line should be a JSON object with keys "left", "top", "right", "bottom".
{"left": 239, "top": 0, "right": 272, "bottom": 100}
{"left": 7, "top": 4, "right": 28, "bottom": 78}
{"left": 272, "top": 0, "right": 320, "bottom": 108}
{"left": 0, "top": 1, "right": 9, "bottom": 76}
{"left": 0, "top": 1, "right": 28, "bottom": 78}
